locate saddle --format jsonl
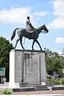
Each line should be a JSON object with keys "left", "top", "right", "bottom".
{"left": 26, "top": 30, "right": 35, "bottom": 38}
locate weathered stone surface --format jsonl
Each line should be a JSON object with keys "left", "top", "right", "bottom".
{"left": 9, "top": 50, "right": 47, "bottom": 88}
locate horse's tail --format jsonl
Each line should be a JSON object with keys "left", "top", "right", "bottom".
{"left": 11, "top": 28, "right": 19, "bottom": 41}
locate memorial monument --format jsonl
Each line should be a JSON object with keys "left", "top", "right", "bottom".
{"left": 9, "top": 23, "right": 49, "bottom": 89}
{"left": 9, "top": 50, "right": 47, "bottom": 88}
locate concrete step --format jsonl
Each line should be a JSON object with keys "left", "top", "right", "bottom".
{"left": 52, "top": 86, "right": 64, "bottom": 90}
{"left": 13, "top": 87, "right": 35, "bottom": 92}
{"left": 13, "top": 85, "right": 49, "bottom": 92}
{"left": 34, "top": 85, "right": 49, "bottom": 91}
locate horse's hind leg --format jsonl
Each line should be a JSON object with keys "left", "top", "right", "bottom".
{"left": 15, "top": 39, "right": 19, "bottom": 48}
{"left": 20, "top": 38, "right": 25, "bottom": 50}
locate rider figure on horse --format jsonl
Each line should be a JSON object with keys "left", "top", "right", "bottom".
{"left": 26, "top": 16, "right": 35, "bottom": 34}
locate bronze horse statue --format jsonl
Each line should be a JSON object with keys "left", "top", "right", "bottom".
{"left": 11, "top": 24, "right": 48, "bottom": 50}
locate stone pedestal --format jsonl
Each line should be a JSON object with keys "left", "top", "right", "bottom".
{"left": 9, "top": 49, "right": 47, "bottom": 88}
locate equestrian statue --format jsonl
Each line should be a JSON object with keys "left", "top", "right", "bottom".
{"left": 11, "top": 16, "right": 49, "bottom": 50}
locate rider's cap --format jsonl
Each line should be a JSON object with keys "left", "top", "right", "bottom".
{"left": 27, "top": 16, "right": 30, "bottom": 19}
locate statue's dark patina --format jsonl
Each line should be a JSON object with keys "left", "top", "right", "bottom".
{"left": 11, "top": 24, "right": 48, "bottom": 50}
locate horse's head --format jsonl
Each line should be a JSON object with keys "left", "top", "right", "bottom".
{"left": 43, "top": 24, "right": 49, "bottom": 33}
{"left": 38, "top": 24, "right": 49, "bottom": 34}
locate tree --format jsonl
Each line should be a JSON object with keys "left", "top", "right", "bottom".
{"left": 0, "top": 37, "right": 14, "bottom": 81}
{"left": 46, "top": 48, "right": 64, "bottom": 75}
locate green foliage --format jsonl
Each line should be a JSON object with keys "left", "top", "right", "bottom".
{"left": 0, "top": 37, "right": 13, "bottom": 67}
{"left": 48, "top": 78, "right": 54, "bottom": 84}
{"left": 62, "top": 79, "right": 64, "bottom": 85}
{"left": 46, "top": 48, "right": 64, "bottom": 74}
{"left": 54, "top": 79, "right": 62, "bottom": 85}
{"left": 48, "top": 78, "right": 64, "bottom": 85}
{"left": 1, "top": 89, "right": 12, "bottom": 94}
{"left": 0, "top": 36, "right": 14, "bottom": 81}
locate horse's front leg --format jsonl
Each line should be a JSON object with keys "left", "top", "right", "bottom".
{"left": 35, "top": 39, "right": 42, "bottom": 51}
{"left": 15, "top": 39, "right": 19, "bottom": 48}
{"left": 32, "top": 40, "right": 35, "bottom": 50}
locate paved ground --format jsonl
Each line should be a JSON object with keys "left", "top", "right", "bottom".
{"left": 0, "top": 90, "right": 64, "bottom": 95}
{"left": 0, "top": 84, "right": 64, "bottom": 95}
{"left": 12, "top": 90, "right": 64, "bottom": 95}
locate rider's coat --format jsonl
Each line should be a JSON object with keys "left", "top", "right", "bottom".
{"left": 26, "top": 19, "right": 34, "bottom": 33}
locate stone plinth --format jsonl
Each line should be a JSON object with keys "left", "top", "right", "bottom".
{"left": 9, "top": 49, "right": 47, "bottom": 88}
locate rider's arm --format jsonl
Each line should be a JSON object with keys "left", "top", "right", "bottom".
{"left": 27, "top": 20, "right": 34, "bottom": 29}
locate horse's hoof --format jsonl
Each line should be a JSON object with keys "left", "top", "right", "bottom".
{"left": 32, "top": 48, "right": 34, "bottom": 50}
{"left": 40, "top": 49, "right": 42, "bottom": 51}
{"left": 23, "top": 48, "right": 25, "bottom": 50}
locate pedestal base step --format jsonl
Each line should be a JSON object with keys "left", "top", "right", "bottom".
{"left": 34, "top": 85, "right": 49, "bottom": 91}
{"left": 13, "top": 85, "right": 49, "bottom": 92}
{"left": 13, "top": 87, "right": 35, "bottom": 92}
{"left": 52, "top": 86, "right": 64, "bottom": 90}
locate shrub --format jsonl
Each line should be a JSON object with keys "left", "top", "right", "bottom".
{"left": 1, "top": 89, "right": 12, "bottom": 94}
{"left": 47, "top": 78, "right": 62, "bottom": 85}
{"left": 47, "top": 79, "right": 55, "bottom": 84}
{"left": 62, "top": 79, "right": 64, "bottom": 85}
{"left": 54, "top": 79, "right": 62, "bottom": 85}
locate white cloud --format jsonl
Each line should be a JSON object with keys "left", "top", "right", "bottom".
{"left": 48, "top": 0, "right": 52, "bottom": 4}
{"left": 53, "top": 0, "right": 64, "bottom": 17}
{"left": 0, "top": 7, "right": 31, "bottom": 24}
{"left": 48, "top": 17, "right": 64, "bottom": 29}
{"left": 32, "top": 11, "right": 48, "bottom": 16}
{"left": 31, "top": 11, "right": 48, "bottom": 25}
{"left": 55, "top": 37, "right": 64, "bottom": 43}
{"left": 48, "top": 0, "right": 64, "bottom": 29}
{"left": 0, "top": 7, "right": 48, "bottom": 24}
